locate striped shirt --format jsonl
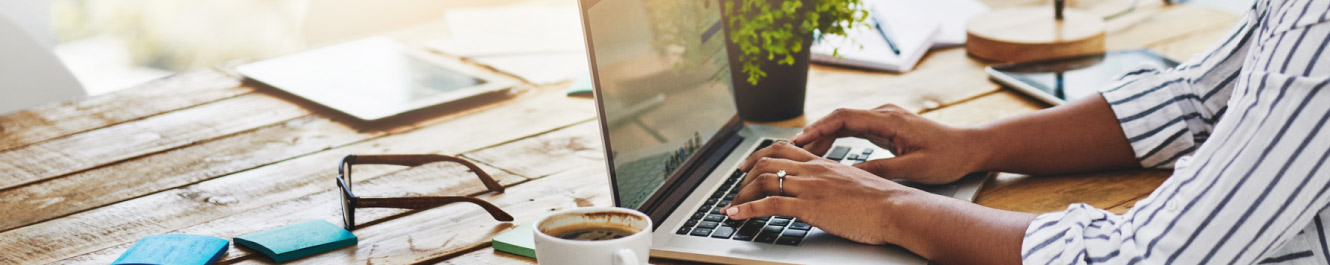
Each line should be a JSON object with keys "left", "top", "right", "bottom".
{"left": 1020, "top": 0, "right": 1330, "bottom": 264}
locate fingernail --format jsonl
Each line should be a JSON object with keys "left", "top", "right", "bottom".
{"left": 725, "top": 206, "right": 739, "bottom": 217}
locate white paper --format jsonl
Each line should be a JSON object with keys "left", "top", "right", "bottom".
{"left": 427, "top": 6, "right": 588, "bottom": 84}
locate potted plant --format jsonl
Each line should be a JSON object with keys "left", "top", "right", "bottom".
{"left": 722, "top": 0, "right": 868, "bottom": 122}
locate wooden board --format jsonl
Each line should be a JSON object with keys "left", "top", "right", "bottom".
{"left": 0, "top": 86, "right": 596, "bottom": 265}
{"left": 0, "top": 69, "right": 250, "bottom": 152}
{"left": 0, "top": 94, "right": 309, "bottom": 191}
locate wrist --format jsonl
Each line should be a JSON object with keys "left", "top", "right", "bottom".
{"left": 880, "top": 187, "right": 934, "bottom": 248}
{"left": 956, "top": 125, "right": 999, "bottom": 173}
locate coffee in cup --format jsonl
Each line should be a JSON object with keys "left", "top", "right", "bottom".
{"left": 533, "top": 207, "right": 652, "bottom": 265}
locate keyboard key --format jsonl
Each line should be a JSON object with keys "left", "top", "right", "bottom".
{"left": 753, "top": 216, "right": 771, "bottom": 221}
{"left": 863, "top": 149, "right": 874, "bottom": 155}
{"left": 733, "top": 227, "right": 759, "bottom": 241}
{"left": 705, "top": 198, "right": 718, "bottom": 205}
{"left": 690, "top": 228, "right": 713, "bottom": 237}
{"left": 719, "top": 200, "right": 732, "bottom": 206}
{"left": 704, "top": 214, "right": 726, "bottom": 222}
{"left": 692, "top": 212, "right": 705, "bottom": 219}
{"left": 768, "top": 218, "right": 791, "bottom": 227}
{"left": 757, "top": 139, "right": 776, "bottom": 150}
{"left": 685, "top": 219, "right": 700, "bottom": 227}
{"left": 676, "top": 226, "right": 691, "bottom": 235}
{"left": 826, "top": 146, "right": 851, "bottom": 160}
{"left": 782, "top": 229, "right": 807, "bottom": 238}
{"left": 710, "top": 207, "right": 724, "bottom": 214}
{"left": 788, "top": 222, "right": 811, "bottom": 230}
{"left": 745, "top": 219, "right": 767, "bottom": 227}
{"left": 754, "top": 231, "right": 781, "bottom": 243}
{"left": 711, "top": 226, "right": 735, "bottom": 238}
{"left": 722, "top": 218, "right": 743, "bottom": 227}
{"left": 846, "top": 154, "right": 859, "bottom": 160}
{"left": 697, "top": 221, "right": 720, "bottom": 229}
{"left": 723, "top": 194, "right": 735, "bottom": 200}
{"left": 775, "top": 236, "right": 803, "bottom": 246}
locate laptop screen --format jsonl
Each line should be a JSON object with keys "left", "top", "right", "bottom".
{"left": 583, "top": 0, "right": 737, "bottom": 209}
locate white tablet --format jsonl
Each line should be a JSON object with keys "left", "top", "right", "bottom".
{"left": 237, "top": 37, "right": 518, "bottom": 121}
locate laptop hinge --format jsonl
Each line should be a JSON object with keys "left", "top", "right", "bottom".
{"left": 640, "top": 118, "right": 745, "bottom": 230}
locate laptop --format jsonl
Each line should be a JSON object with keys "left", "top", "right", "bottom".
{"left": 577, "top": 0, "right": 989, "bottom": 264}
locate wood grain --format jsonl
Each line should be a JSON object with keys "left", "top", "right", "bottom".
{"left": 0, "top": 94, "right": 309, "bottom": 191}
{"left": 53, "top": 158, "right": 526, "bottom": 265}
{"left": 919, "top": 90, "right": 1047, "bottom": 127}
{"left": 977, "top": 170, "right": 1172, "bottom": 214}
{"left": 0, "top": 116, "right": 381, "bottom": 232}
{"left": 462, "top": 121, "right": 601, "bottom": 179}
{"left": 0, "top": 69, "right": 250, "bottom": 152}
{"left": 0, "top": 86, "right": 595, "bottom": 265}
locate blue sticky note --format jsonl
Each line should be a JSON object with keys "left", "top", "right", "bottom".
{"left": 234, "top": 220, "right": 357, "bottom": 262}
{"left": 113, "top": 234, "right": 230, "bottom": 265}
{"left": 566, "top": 75, "right": 593, "bottom": 97}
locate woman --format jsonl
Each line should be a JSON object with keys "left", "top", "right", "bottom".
{"left": 724, "top": 0, "right": 1330, "bottom": 263}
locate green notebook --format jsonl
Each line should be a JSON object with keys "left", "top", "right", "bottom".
{"left": 234, "top": 220, "right": 357, "bottom": 262}
{"left": 492, "top": 223, "right": 536, "bottom": 259}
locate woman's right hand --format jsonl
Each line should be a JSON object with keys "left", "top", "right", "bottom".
{"left": 755, "top": 104, "right": 990, "bottom": 184}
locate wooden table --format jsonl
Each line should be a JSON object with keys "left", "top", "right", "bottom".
{"left": 0, "top": 0, "right": 1238, "bottom": 264}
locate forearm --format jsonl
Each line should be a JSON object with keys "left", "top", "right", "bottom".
{"left": 887, "top": 190, "right": 1036, "bottom": 265}
{"left": 968, "top": 94, "right": 1139, "bottom": 175}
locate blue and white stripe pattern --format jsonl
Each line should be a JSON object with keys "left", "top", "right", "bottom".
{"left": 1021, "top": 0, "right": 1330, "bottom": 263}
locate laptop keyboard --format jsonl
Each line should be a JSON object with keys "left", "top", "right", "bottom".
{"left": 675, "top": 139, "right": 817, "bottom": 246}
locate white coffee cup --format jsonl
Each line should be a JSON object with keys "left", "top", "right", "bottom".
{"left": 533, "top": 207, "right": 652, "bottom": 265}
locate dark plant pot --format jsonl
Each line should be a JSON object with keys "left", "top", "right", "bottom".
{"left": 721, "top": 3, "right": 813, "bottom": 122}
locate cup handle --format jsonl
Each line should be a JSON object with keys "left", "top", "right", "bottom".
{"left": 613, "top": 248, "right": 638, "bottom": 265}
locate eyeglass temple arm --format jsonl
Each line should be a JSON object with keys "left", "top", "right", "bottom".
{"left": 343, "top": 154, "right": 505, "bottom": 193}
{"left": 356, "top": 196, "right": 514, "bottom": 221}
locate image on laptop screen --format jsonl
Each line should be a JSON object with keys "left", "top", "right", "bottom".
{"left": 584, "top": 0, "right": 737, "bottom": 208}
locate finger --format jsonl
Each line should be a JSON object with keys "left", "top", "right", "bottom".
{"left": 725, "top": 196, "right": 802, "bottom": 220}
{"left": 792, "top": 108, "right": 900, "bottom": 147}
{"left": 740, "top": 156, "right": 807, "bottom": 189}
{"left": 853, "top": 154, "right": 948, "bottom": 184}
{"left": 739, "top": 142, "right": 821, "bottom": 172}
{"left": 802, "top": 137, "right": 836, "bottom": 156}
{"left": 731, "top": 172, "right": 809, "bottom": 208}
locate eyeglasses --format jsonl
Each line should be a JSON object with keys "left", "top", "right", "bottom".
{"left": 336, "top": 154, "right": 513, "bottom": 230}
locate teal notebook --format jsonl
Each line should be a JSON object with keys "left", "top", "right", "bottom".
{"left": 492, "top": 223, "right": 536, "bottom": 259}
{"left": 113, "top": 234, "right": 229, "bottom": 265}
{"left": 234, "top": 220, "right": 357, "bottom": 262}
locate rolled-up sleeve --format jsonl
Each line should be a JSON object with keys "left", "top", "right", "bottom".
{"left": 1098, "top": 11, "right": 1255, "bottom": 169}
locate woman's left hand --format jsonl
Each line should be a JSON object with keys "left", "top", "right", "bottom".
{"left": 721, "top": 142, "right": 922, "bottom": 245}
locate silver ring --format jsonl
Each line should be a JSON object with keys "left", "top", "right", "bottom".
{"left": 777, "top": 170, "right": 786, "bottom": 196}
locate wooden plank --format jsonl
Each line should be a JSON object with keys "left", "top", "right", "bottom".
{"left": 0, "top": 116, "right": 382, "bottom": 232}
{"left": 247, "top": 162, "right": 613, "bottom": 265}
{"left": 919, "top": 90, "right": 1047, "bottom": 127}
{"left": 0, "top": 94, "right": 309, "bottom": 191}
{"left": 462, "top": 121, "right": 602, "bottom": 179}
{"left": 55, "top": 110, "right": 602, "bottom": 265}
{"left": 976, "top": 170, "right": 1171, "bottom": 214}
{"left": 0, "top": 86, "right": 596, "bottom": 265}
{"left": 1147, "top": 22, "right": 1238, "bottom": 62}
{"left": 1104, "top": 5, "right": 1240, "bottom": 51}
{"left": 0, "top": 69, "right": 250, "bottom": 152}
{"left": 53, "top": 158, "right": 527, "bottom": 265}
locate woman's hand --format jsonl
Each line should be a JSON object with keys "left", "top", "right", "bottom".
{"left": 722, "top": 142, "right": 928, "bottom": 245}
{"left": 765, "top": 104, "right": 988, "bottom": 184}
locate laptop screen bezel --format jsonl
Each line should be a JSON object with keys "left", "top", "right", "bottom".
{"left": 576, "top": 0, "right": 745, "bottom": 229}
